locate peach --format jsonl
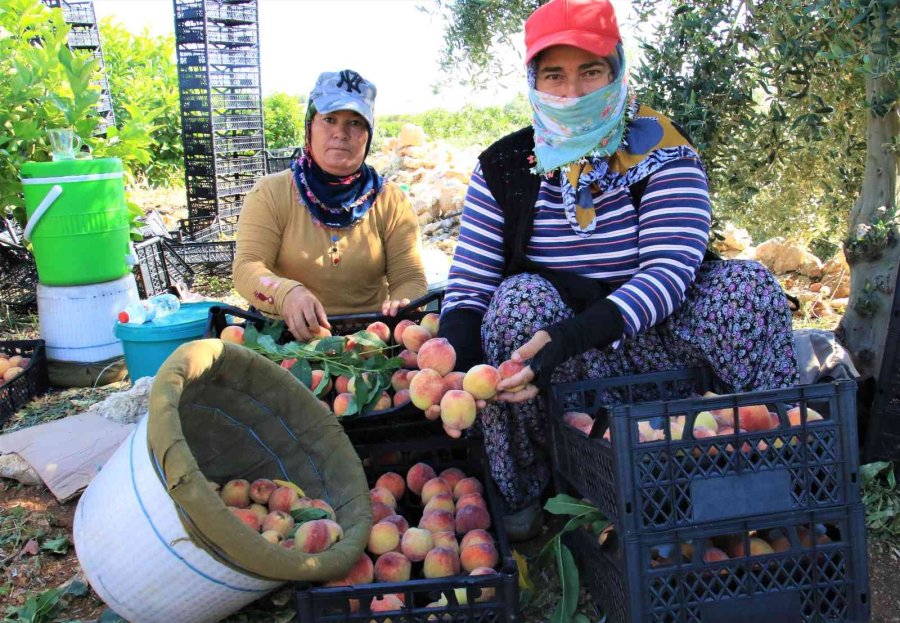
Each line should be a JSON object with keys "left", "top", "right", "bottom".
{"left": 221, "top": 479, "right": 251, "bottom": 508}
{"left": 402, "top": 324, "right": 432, "bottom": 352}
{"left": 347, "top": 372, "right": 374, "bottom": 395}
{"left": 417, "top": 338, "right": 457, "bottom": 376}
{"left": 470, "top": 566, "right": 498, "bottom": 602}
{"left": 703, "top": 546, "right": 730, "bottom": 563}
{"left": 399, "top": 349, "right": 419, "bottom": 369}
{"left": 400, "top": 527, "right": 434, "bottom": 562}
{"left": 321, "top": 518, "right": 344, "bottom": 543}
{"left": 431, "top": 530, "right": 459, "bottom": 554}
{"left": 409, "top": 368, "right": 447, "bottom": 410}
{"left": 424, "top": 493, "right": 456, "bottom": 515}
{"left": 391, "top": 369, "right": 412, "bottom": 391}
{"left": 370, "top": 594, "right": 404, "bottom": 614}
{"left": 372, "top": 502, "right": 395, "bottom": 524}
{"left": 376, "top": 472, "right": 406, "bottom": 501}
{"left": 248, "top": 503, "right": 268, "bottom": 523}
{"left": 268, "top": 486, "right": 300, "bottom": 513}
{"left": 308, "top": 326, "right": 332, "bottom": 340}
{"left": 7, "top": 355, "right": 22, "bottom": 368}
{"left": 737, "top": 404, "right": 773, "bottom": 432}
{"left": 335, "top": 374, "right": 351, "bottom": 394}
{"left": 375, "top": 551, "right": 412, "bottom": 582}
{"left": 456, "top": 493, "right": 488, "bottom": 512}
{"left": 439, "top": 467, "right": 466, "bottom": 490}
{"left": 0, "top": 359, "right": 9, "bottom": 376}
{"left": 440, "top": 390, "right": 477, "bottom": 431}
{"left": 420, "top": 313, "right": 440, "bottom": 336}
{"left": 423, "top": 546, "right": 461, "bottom": 578}
{"left": 393, "top": 319, "right": 416, "bottom": 345}
{"left": 421, "top": 477, "right": 453, "bottom": 504}
{"left": 455, "top": 505, "right": 491, "bottom": 534}
{"left": 281, "top": 358, "right": 298, "bottom": 370}
{"left": 420, "top": 509, "right": 455, "bottom": 533}
{"left": 261, "top": 529, "right": 283, "bottom": 544}
{"left": 290, "top": 497, "right": 313, "bottom": 512}
{"left": 767, "top": 532, "right": 791, "bottom": 553}
{"left": 309, "top": 498, "right": 336, "bottom": 521}
{"left": 229, "top": 507, "right": 261, "bottom": 532}
{"left": 371, "top": 486, "right": 398, "bottom": 509}
{"left": 393, "top": 389, "right": 411, "bottom": 407}
{"left": 563, "top": 411, "right": 595, "bottom": 435}
{"left": 444, "top": 371, "right": 466, "bottom": 391}
{"left": 366, "top": 321, "right": 391, "bottom": 344}
{"left": 346, "top": 553, "right": 375, "bottom": 584}
{"left": 406, "top": 369, "right": 419, "bottom": 383}
{"left": 262, "top": 511, "right": 295, "bottom": 538}
{"left": 281, "top": 538, "right": 295, "bottom": 549}
{"left": 460, "top": 529, "right": 494, "bottom": 550}
{"left": 310, "top": 369, "right": 332, "bottom": 394}
{"left": 460, "top": 542, "right": 499, "bottom": 572}
{"left": 406, "top": 462, "right": 437, "bottom": 496}
{"left": 787, "top": 406, "right": 824, "bottom": 426}
{"left": 333, "top": 392, "right": 354, "bottom": 417}
{"left": 368, "top": 521, "right": 401, "bottom": 555}
{"left": 248, "top": 478, "right": 277, "bottom": 505}
{"left": 453, "top": 477, "right": 484, "bottom": 501}
{"left": 463, "top": 364, "right": 502, "bottom": 400}
{"left": 710, "top": 406, "right": 735, "bottom": 428}
{"left": 693, "top": 411, "right": 718, "bottom": 432}
{"left": 373, "top": 391, "right": 392, "bottom": 411}
{"left": 728, "top": 536, "right": 775, "bottom": 558}
{"left": 381, "top": 514, "right": 410, "bottom": 535}
{"left": 294, "top": 519, "right": 339, "bottom": 553}
{"left": 220, "top": 325, "right": 245, "bottom": 344}
{"left": 497, "top": 359, "right": 526, "bottom": 392}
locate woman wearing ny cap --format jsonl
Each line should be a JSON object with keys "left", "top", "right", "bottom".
{"left": 439, "top": 0, "right": 798, "bottom": 540}
{"left": 234, "top": 69, "right": 427, "bottom": 340}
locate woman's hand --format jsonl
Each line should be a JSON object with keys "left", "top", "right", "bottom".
{"left": 282, "top": 286, "right": 330, "bottom": 341}
{"left": 493, "top": 330, "right": 552, "bottom": 403}
{"left": 381, "top": 297, "right": 411, "bottom": 317}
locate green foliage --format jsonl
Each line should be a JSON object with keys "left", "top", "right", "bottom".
{"left": 99, "top": 18, "right": 183, "bottom": 187}
{"left": 264, "top": 92, "right": 306, "bottom": 150}
{"left": 0, "top": 0, "right": 158, "bottom": 235}
{"left": 241, "top": 323, "right": 401, "bottom": 415}
{"left": 376, "top": 95, "right": 531, "bottom": 149}
{"left": 861, "top": 461, "right": 900, "bottom": 546}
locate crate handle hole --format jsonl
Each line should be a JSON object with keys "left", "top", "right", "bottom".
{"left": 625, "top": 503, "right": 632, "bottom": 514}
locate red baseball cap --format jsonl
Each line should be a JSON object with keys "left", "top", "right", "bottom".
{"left": 525, "top": 0, "right": 621, "bottom": 64}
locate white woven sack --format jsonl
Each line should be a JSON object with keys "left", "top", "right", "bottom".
{"left": 74, "top": 415, "right": 281, "bottom": 623}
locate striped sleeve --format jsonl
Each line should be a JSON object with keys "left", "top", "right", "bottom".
{"left": 607, "top": 157, "right": 711, "bottom": 337}
{"left": 441, "top": 164, "right": 506, "bottom": 314}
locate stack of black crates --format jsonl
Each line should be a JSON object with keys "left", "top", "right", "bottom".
{"left": 549, "top": 367, "right": 870, "bottom": 622}
{"left": 42, "top": 0, "right": 116, "bottom": 134}
{"left": 173, "top": 0, "right": 266, "bottom": 241}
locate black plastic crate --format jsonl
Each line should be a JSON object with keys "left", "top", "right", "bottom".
{"left": 549, "top": 369, "right": 861, "bottom": 535}
{"left": 205, "top": 290, "right": 446, "bottom": 443}
{"left": 61, "top": 1, "right": 96, "bottom": 25}
{"left": 67, "top": 25, "right": 100, "bottom": 48}
{"left": 0, "top": 340, "right": 49, "bottom": 427}
{"left": 132, "top": 237, "right": 195, "bottom": 298}
{"left": 267, "top": 147, "right": 302, "bottom": 174}
{"left": 178, "top": 215, "right": 222, "bottom": 242}
{"left": 164, "top": 239, "right": 236, "bottom": 278}
{"left": 0, "top": 240, "right": 38, "bottom": 310}
{"left": 566, "top": 504, "right": 869, "bottom": 623}
{"left": 176, "top": 21, "right": 257, "bottom": 46}
{"left": 293, "top": 435, "right": 519, "bottom": 623}
{"left": 214, "top": 133, "right": 264, "bottom": 153}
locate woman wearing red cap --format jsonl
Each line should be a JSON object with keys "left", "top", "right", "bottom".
{"left": 439, "top": 0, "right": 797, "bottom": 540}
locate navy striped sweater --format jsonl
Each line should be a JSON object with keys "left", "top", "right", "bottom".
{"left": 442, "top": 156, "right": 712, "bottom": 342}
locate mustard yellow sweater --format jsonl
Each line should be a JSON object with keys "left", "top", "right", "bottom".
{"left": 233, "top": 171, "right": 427, "bottom": 316}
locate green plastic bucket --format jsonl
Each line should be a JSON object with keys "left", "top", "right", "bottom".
{"left": 20, "top": 158, "right": 130, "bottom": 286}
{"left": 114, "top": 302, "right": 219, "bottom": 381}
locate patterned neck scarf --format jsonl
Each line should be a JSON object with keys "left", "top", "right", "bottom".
{"left": 292, "top": 104, "right": 383, "bottom": 229}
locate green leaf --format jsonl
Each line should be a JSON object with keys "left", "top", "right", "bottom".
{"left": 860, "top": 461, "right": 892, "bottom": 487}
{"left": 40, "top": 535, "right": 69, "bottom": 554}
{"left": 315, "top": 336, "right": 346, "bottom": 355}
{"left": 289, "top": 507, "right": 328, "bottom": 524}
{"left": 64, "top": 580, "right": 89, "bottom": 597}
{"left": 349, "top": 330, "right": 387, "bottom": 349}
{"left": 99, "top": 608, "right": 128, "bottom": 623}
{"left": 242, "top": 324, "right": 261, "bottom": 348}
{"left": 289, "top": 359, "right": 313, "bottom": 389}
{"left": 543, "top": 494, "right": 599, "bottom": 518}
{"left": 549, "top": 541, "right": 579, "bottom": 623}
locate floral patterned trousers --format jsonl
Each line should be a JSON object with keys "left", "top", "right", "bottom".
{"left": 477, "top": 260, "right": 799, "bottom": 511}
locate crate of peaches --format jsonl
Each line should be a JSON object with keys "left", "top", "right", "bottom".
{"left": 0, "top": 339, "right": 49, "bottom": 426}
{"left": 564, "top": 504, "right": 869, "bottom": 623}
{"left": 293, "top": 436, "right": 519, "bottom": 623}
{"left": 549, "top": 367, "right": 862, "bottom": 535}
{"left": 205, "top": 290, "right": 526, "bottom": 443}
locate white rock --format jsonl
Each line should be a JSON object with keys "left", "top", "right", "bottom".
{"left": 397, "top": 124, "right": 427, "bottom": 148}
{"left": 755, "top": 237, "right": 819, "bottom": 275}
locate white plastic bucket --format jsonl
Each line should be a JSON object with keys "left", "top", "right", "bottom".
{"left": 73, "top": 414, "right": 281, "bottom": 623}
{"left": 37, "top": 274, "right": 139, "bottom": 362}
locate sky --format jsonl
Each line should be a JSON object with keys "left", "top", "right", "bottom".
{"left": 93, "top": 0, "right": 639, "bottom": 115}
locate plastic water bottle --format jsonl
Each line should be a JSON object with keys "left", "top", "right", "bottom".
{"left": 117, "top": 294, "right": 180, "bottom": 324}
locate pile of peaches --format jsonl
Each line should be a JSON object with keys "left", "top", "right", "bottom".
{"left": 0, "top": 352, "right": 30, "bottom": 386}
{"left": 324, "top": 463, "right": 502, "bottom": 612}
{"left": 211, "top": 477, "right": 344, "bottom": 553}
{"left": 563, "top": 391, "right": 825, "bottom": 451}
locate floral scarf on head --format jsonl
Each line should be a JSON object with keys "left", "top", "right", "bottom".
{"left": 291, "top": 103, "right": 383, "bottom": 229}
